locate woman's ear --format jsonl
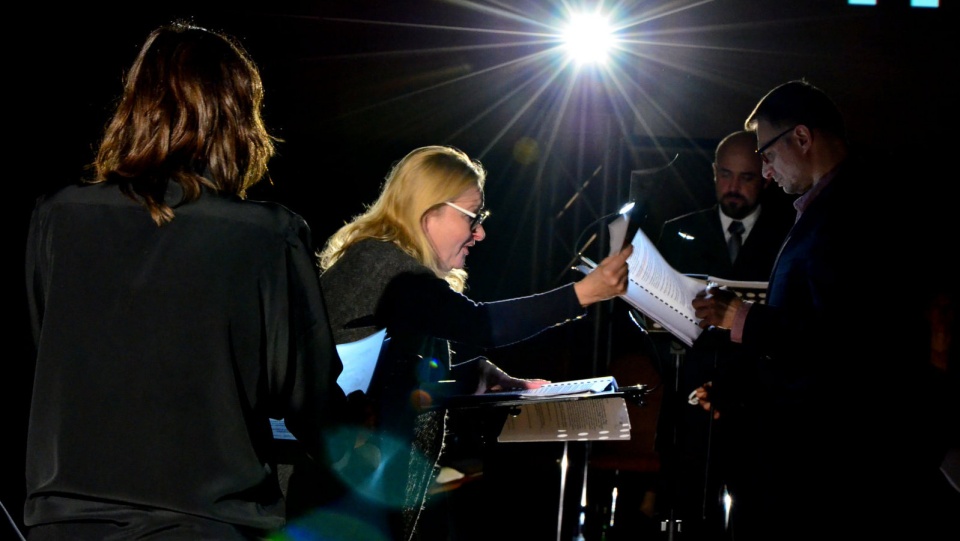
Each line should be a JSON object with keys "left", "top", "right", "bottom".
{"left": 420, "top": 207, "right": 435, "bottom": 236}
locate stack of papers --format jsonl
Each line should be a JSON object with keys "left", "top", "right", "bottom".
{"left": 494, "top": 376, "right": 618, "bottom": 399}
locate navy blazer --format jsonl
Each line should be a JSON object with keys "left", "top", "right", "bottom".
{"left": 727, "top": 156, "right": 950, "bottom": 539}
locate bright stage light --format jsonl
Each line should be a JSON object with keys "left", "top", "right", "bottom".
{"left": 561, "top": 12, "right": 616, "bottom": 66}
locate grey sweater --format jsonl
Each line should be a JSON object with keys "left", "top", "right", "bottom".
{"left": 318, "top": 238, "right": 587, "bottom": 540}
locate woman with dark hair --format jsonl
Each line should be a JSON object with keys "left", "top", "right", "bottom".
{"left": 23, "top": 22, "right": 348, "bottom": 540}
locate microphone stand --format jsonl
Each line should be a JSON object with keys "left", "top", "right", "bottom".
{"left": 553, "top": 202, "right": 635, "bottom": 286}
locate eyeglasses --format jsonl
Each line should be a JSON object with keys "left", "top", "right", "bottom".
{"left": 756, "top": 125, "right": 796, "bottom": 164}
{"left": 445, "top": 201, "right": 491, "bottom": 231}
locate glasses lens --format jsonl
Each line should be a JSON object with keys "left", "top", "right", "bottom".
{"left": 471, "top": 209, "right": 490, "bottom": 230}
{"left": 756, "top": 125, "right": 795, "bottom": 164}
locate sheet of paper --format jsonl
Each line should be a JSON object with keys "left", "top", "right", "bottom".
{"left": 580, "top": 217, "right": 770, "bottom": 346}
{"left": 607, "top": 214, "right": 630, "bottom": 256}
{"left": 707, "top": 276, "right": 767, "bottom": 290}
{"left": 497, "top": 397, "right": 632, "bottom": 443}
{"left": 492, "top": 376, "right": 617, "bottom": 399}
{"left": 579, "top": 221, "right": 705, "bottom": 345}
{"left": 576, "top": 216, "right": 766, "bottom": 346}
{"left": 270, "top": 418, "right": 295, "bottom": 440}
{"left": 625, "top": 226, "right": 704, "bottom": 310}
{"left": 335, "top": 328, "right": 387, "bottom": 395}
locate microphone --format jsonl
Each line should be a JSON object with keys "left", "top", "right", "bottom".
{"left": 572, "top": 200, "right": 636, "bottom": 258}
{"left": 554, "top": 201, "right": 635, "bottom": 283}
{"left": 555, "top": 165, "right": 602, "bottom": 222}
{"left": 555, "top": 153, "right": 677, "bottom": 285}
{"left": 558, "top": 201, "right": 636, "bottom": 285}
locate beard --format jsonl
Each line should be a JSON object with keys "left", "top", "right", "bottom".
{"left": 720, "top": 194, "right": 752, "bottom": 220}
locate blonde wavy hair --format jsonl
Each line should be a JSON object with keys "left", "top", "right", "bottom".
{"left": 318, "top": 145, "right": 486, "bottom": 292}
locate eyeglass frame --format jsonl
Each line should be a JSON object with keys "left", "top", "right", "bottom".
{"left": 756, "top": 125, "right": 797, "bottom": 164}
{"left": 444, "top": 201, "right": 491, "bottom": 231}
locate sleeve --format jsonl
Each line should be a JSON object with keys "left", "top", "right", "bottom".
{"left": 737, "top": 254, "right": 833, "bottom": 361}
{"left": 269, "top": 217, "right": 350, "bottom": 463}
{"left": 730, "top": 301, "right": 753, "bottom": 343}
{"left": 25, "top": 198, "right": 47, "bottom": 349}
{"left": 737, "top": 206, "right": 893, "bottom": 378}
{"left": 377, "top": 271, "right": 587, "bottom": 349}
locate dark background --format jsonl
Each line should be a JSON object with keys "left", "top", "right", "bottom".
{"left": 6, "top": 1, "right": 954, "bottom": 539}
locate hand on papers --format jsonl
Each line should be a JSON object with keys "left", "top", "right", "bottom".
{"left": 574, "top": 244, "right": 633, "bottom": 307}
{"left": 692, "top": 284, "right": 742, "bottom": 330}
{"left": 474, "top": 358, "right": 550, "bottom": 395}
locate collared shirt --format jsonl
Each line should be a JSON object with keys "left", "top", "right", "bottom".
{"left": 731, "top": 163, "right": 843, "bottom": 342}
{"left": 718, "top": 204, "right": 761, "bottom": 245}
{"left": 792, "top": 164, "right": 841, "bottom": 220}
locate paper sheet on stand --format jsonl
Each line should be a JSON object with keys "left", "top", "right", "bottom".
{"left": 497, "top": 397, "right": 631, "bottom": 443}
{"left": 335, "top": 328, "right": 387, "bottom": 395}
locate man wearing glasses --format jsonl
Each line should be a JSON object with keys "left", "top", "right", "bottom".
{"left": 689, "top": 79, "right": 956, "bottom": 540}
{"left": 651, "top": 129, "right": 796, "bottom": 540}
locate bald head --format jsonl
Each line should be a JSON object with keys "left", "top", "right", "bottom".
{"left": 713, "top": 130, "right": 767, "bottom": 220}
{"left": 716, "top": 131, "right": 759, "bottom": 162}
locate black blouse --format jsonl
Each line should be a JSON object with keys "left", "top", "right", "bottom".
{"left": 24, "top": 182, "right": 347, "bottom": 536}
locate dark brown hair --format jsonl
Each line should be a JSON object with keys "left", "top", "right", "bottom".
{"left": 745, "top": 79, "right": 846, "bottom": 142}
{"left": 92, "top": 21, "right": 276, "bottom": 225}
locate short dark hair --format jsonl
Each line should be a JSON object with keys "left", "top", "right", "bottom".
{"left": 745, "top": 79, "right": 846, "bottom": 142}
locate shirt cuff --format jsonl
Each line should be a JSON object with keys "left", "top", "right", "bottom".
{"left": 731, "top": 300, "right": 753, "bottom": 343}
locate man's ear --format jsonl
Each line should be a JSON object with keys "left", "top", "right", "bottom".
{"left": 794, "top": 124, "right": 813, "bottom": 150}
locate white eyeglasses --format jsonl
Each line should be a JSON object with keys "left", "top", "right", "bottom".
{"left": 444, "top": 201, "right": 491, "bottom": 231}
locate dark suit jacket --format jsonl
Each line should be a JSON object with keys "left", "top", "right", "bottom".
{"left": 656, "top": 203, "right": 794, "bottom": 281}
{"left": 650, "top": 201, "right": 794, "bottom": 536}
{"left": 730, "top": 156, "right": 954, "bottom": 540}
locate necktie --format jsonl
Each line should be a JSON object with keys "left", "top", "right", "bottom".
{"left": 728, "top": 220, "right": 745, "bottom": 263}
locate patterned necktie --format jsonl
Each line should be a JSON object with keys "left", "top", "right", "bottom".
{"left": 728, "top": 220, "right": 745, "bottom": 263}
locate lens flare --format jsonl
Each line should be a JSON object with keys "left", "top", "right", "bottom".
{"left": 561, "top": 12, "right": 616, "bottom": 66}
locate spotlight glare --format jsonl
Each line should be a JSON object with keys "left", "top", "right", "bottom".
{"left": 561, "top": 12, "right": 615, "bottom": 66}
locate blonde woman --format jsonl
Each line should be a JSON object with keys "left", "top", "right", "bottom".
{"left": 288, "top": 145, "right": 632, "bottom": 541}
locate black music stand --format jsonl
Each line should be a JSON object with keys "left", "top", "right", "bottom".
{"left": 439, "top": 386, "right": 650, "bottom": 541}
